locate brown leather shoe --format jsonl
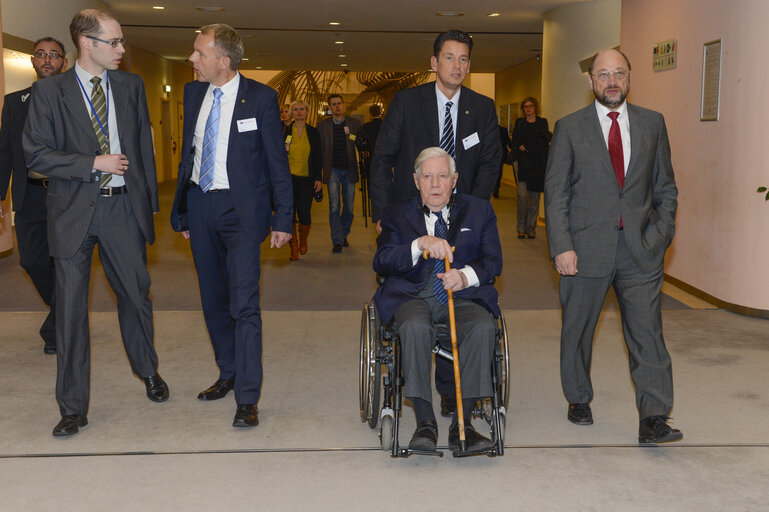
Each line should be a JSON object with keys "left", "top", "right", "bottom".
{"left": 298, "top": 224, "right": 310, "bottom": 254}
{"left": 289, "top": 223, "right": 299, "bottom": 260}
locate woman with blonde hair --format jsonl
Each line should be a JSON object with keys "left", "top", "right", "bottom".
{"left": 285, "top": 100, "right": 322, "bottom": 259}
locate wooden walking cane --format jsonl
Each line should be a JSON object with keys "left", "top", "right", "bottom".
{"left": 443, "top": 255, "right": 466, "bottom": 453}
{"left": 422, "top": 247, "right": 465, "bottom": 452}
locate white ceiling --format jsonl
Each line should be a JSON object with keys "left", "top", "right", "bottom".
{"left": 111, "top": 0, "right": 591, "bottom": 72}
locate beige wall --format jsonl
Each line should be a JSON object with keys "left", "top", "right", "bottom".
{"left": 541, "top": 0, "right": 621, "bottom": 122}
{"left": 622, "top": 0, "right": 769, "bottom": 310}
{"left": 125, "top": 45, "right": 192, "bottom": 183}
{"left": 495, "top": 57, "right": 542, "bottom": 114}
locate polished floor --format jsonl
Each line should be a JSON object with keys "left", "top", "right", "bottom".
{"left": 1, "top": 179, "right": 767, "bottom": 511}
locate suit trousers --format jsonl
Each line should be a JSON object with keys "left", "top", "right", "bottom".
{"left": 394, "top": 296, "right": 496, "bottom": 403}
{"left": 187, "top": 185, "right": 264, "bottom": 405}
{"left": 55, "top": 193, "right": 158, "bottom": 416}
{"left": 559, "top": 230, "right": 674, "bottom": 419}
{"left": 14, "top": 183, "right": 56, "bottom": 344}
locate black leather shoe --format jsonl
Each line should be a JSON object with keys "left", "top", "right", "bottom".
{"left": 568, "top": 403, "right": 593, "bottom": 425}
{"left": 233, "top": 404, "right": 259, "bottom": 427}
{"left": 332, "top": 244, "right": 342, "bottom": 253}
{"left": 440, "top": 395, "right": 456, "bottom": 417}
{"left": 53, "top": 414, "right": 87, "bottom": 437}
{"left": 43, "top": 341, "right": 57, "bottom": 355}
{"left": 197, "top": 378, "right": 234, "bottom": 400}
{"left": 343, "top": 238, "right": 349, "bottom": 247}
{"left": 448, "top": 423, "right": 494, "bottom": 453}
{"left": 408, "top": 419, "right": 438, "bottom": 452}
{"left": 526, "top": 233, "right": 536, "bottom": 239}
{"left": 144, "top": 373, "right": 169, "bottom": 402}
{"left": 639, "top": 416, "right": 683, "bottom": 444}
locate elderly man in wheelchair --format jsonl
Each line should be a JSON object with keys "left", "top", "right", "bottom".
{"left": 371, "top": 146, "right": 503, "bottom": 455}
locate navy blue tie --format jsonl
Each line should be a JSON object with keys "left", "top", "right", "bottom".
{"left": 439, "top": 101, "right": 455, "bottom": 158}
{"left": 432, "top": 212, "right": 449, "bottom": 306}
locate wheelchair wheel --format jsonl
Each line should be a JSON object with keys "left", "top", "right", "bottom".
{"left": 379, "top": 414, "right": 394, "bottom": 451}
{"left": 497, "top": 310, "right": 510, "bottom": 411}
{"left": 359, "top": 302, "right": 381, "bottom": 428}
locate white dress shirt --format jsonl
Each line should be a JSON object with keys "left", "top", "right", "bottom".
{"left": 191, "top": 73, "right": 240, "bottom": 190}
{"left": 74, "top": 61, "right": 125, "bottom": 187}
{"left": 594, "top": 99, "right": 631, "bottom": 175}
{"left": 409, "top": 205, "right": 480, "bottom": 287}
{"left": 436, "top": 84, "right": 460, "bottom": 147}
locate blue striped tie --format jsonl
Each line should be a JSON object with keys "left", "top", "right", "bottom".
{"left": 199, "top": 88, "right": 223, "bottom": 193}
{"left": 439, "top": 101, "right": 455, "bottom": 159}
{"left": 432, "top": 211, "right": 449, "bottom": 306}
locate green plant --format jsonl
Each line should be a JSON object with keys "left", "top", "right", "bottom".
{"left": 758, "top": 186, "right": 769, "bottom": 201}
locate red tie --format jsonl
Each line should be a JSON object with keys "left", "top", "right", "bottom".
{"left": 607, "top": 112, "right": 624, "bottom": 188}
{"left": 608, "top": 112, "right": 624, "bottom": 228}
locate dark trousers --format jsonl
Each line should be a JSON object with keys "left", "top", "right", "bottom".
{"left": 559, "top": 231, "right": 674, "bottom": 419}
{"left": 55, "top": 193, "right": 158, "bottom": 416}
{"left": 291, "top": 174, "right": 314, "bottom": 225}
{"left": 187, "top": 186, "right": 263, "bottom": 405}
{"left": 14, "top": 183, "right": 55, "bottom": 343}
{"left": 394, "top": 297, "right": 495, "bottom": 402}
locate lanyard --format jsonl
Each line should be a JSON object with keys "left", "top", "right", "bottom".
{"left": 75, "top": 72, "right": 110, "bottom": 147}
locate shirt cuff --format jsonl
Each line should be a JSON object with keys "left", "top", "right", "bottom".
{"left": 458, "top": 266, "right": 480, "bottom": 288}
{"left": 410, "top": 239, "right": 422, "bottom": 266}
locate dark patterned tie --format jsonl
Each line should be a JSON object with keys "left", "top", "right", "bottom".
{"left": 432, "top": 211, "right": 449, "bottom": 306}
{"left": 439, "top": 101, "right": 455, "bottom": 158}
{"left": 607, "top": 111, "right": 624, "bottom": 227}
{"left": 90, "top": 77, "right": 111, "bottom": 187}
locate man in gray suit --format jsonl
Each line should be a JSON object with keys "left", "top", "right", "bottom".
{"left": 24, "top": 9, "right": 169, "bottom": 437}
{"left": 544, "top": 49, "right": 681, "bottom": 444}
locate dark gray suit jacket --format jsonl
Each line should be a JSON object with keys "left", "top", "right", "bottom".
{"left": 544, "top": 102, "right": 678, "bottom": 277}
{"left": 317, "top": 116, "right": 361, "bottom": 184}
{"left": 369, "top": 81, "right": 501, "bottom": 222}
{"left": 0, "top": 87, "right": 33, "bottom": 210}
{"left": 23, "top": 68, "right": 158, "bottom": 259}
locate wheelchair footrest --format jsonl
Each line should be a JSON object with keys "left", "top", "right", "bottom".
{"left": 394, "top": 447, "right": 444, "bottom": 458}
{"left": 452, "top": 447, "right": 498, "bottom": 458}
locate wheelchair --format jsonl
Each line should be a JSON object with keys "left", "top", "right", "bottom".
{"left": 359, "top": 297, "right": 509, "bottom": 458}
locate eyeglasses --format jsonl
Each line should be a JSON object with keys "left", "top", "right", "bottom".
{"left": 591, "top": 70, "right": 628, "bottom": 82}
{"left": 86, "top": 35, "right": 127, "bottom": 48}
{"left": 33, "top": 52, "right": 64, "bottom": 60}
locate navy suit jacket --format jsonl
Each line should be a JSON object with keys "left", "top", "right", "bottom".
{"left": 0, "top": 87, "right": 32, "bottom": 209}
{"left": 373, "top": 194, "right": 502, "bottom": 325}
{"left": 171, "top": 75, "right": 293, "bottom": 241}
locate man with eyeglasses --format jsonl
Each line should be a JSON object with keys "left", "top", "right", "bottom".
{"left": 544, "top": 48, "right": 681, "bottom": 444}
{"left": 0, "top": 37, "right": 68, "bottom": 355}
{"left": 23, "top": 9, "right": 169, "bottom": 437}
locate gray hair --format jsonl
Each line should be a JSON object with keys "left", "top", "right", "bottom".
{"left": 414, "top": 147, "right": 456, "bottom": 176}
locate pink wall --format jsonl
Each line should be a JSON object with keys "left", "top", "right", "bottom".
{"left": 622, "top": 0, "right": 769, "bottom": 310}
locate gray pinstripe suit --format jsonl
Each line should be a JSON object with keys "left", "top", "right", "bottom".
{"left": 23, "top": 66, "right": 161, "bottom": 417}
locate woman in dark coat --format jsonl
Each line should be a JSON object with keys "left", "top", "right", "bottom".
{"left": 511, "top": 97, "right": 550, "bottom": 239}
{"left": 285, "top": 100, "right": 322, "bottom": 260}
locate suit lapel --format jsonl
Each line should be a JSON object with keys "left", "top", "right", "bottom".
{"left": 60, "top": 69, "right": 98, "bottom": 144}
{"left": 107, "top": 71, "right": 130, "bottom": 147}
{"left": 625, "top": 103, "right": 642, "bottom": 184}
{"left": 455, "top": 86, "right": 474, "bottom": 161}
{"left": 419, "top": 83, "right": 439, "bottom": 145}
{"left": 447, "top": 195, "right": 466, "bottom": 240}
{"left": 581, "top": 104, "right": 617, "bottom": 184}
{"left": 406, "top": 198, "right": 428, "bottom": 236}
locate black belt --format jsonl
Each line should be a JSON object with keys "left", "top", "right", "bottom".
{"left": 99, "top": 185, "right": 127, "bottom": 197}
{"left": 189, "top": 181, "right": 227, "bottom": 192}
{"left": 27, "top": 177, "right": 49, "bottom": 187}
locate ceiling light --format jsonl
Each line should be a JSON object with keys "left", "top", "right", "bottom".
{"left": 334, "top": 41, "right": 344, "bottom": 44}
{"left": 340, "top": 63, "right": 348, "bottom": 67}
{"left": 256, "top": 66, "right": 262, "bottom": 69}
{"left": 152, "top": 6, "right": 165, "bottom": 10}
{"left": 329, "top": 21, "right": 340, "bottom": 25}
{"left": 195, "top": 30, "right": 201, "bottom": 33}
{"left": 338, "top": 54, "right": 346, "bottom": 58}
{"left": 487, "top": 13, "right": 500, "bottom": 17}
{"left": 436, "top": 12, "right": 464, "bottom": 16}
{"left": 242, "top": 58, "right": 249, "bottom": 61}
{"left": 196, "top": 6, "right": 225, "bottom": 12}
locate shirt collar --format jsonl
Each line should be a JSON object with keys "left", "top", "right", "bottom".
{"left": 594, "top": 99, "right": 628, "bottom": 120}
{"left": 75, "top": 61, "right": 107, "bottom": 86}
{"left": 435, "top": 83, "right": 461, "bottom": 105}
{"left": 209, "top": 72, "right": 240, "bottom": 97}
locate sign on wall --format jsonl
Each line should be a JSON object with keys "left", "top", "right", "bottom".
{"left": 700, "top": 39, "right": 722, "bottom": 121}
{"left": 653, "top": 39, "right": 677, "bottom": 72}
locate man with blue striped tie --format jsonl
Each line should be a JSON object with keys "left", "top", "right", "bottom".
{"left": 369, "top": 29, "right": 502, "bottom": 417}
{"left": 171, "top": 24, "right": 293, "bottom": 428}
{"left": 373, "top": 147, "right": 503, "bottom": 453}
